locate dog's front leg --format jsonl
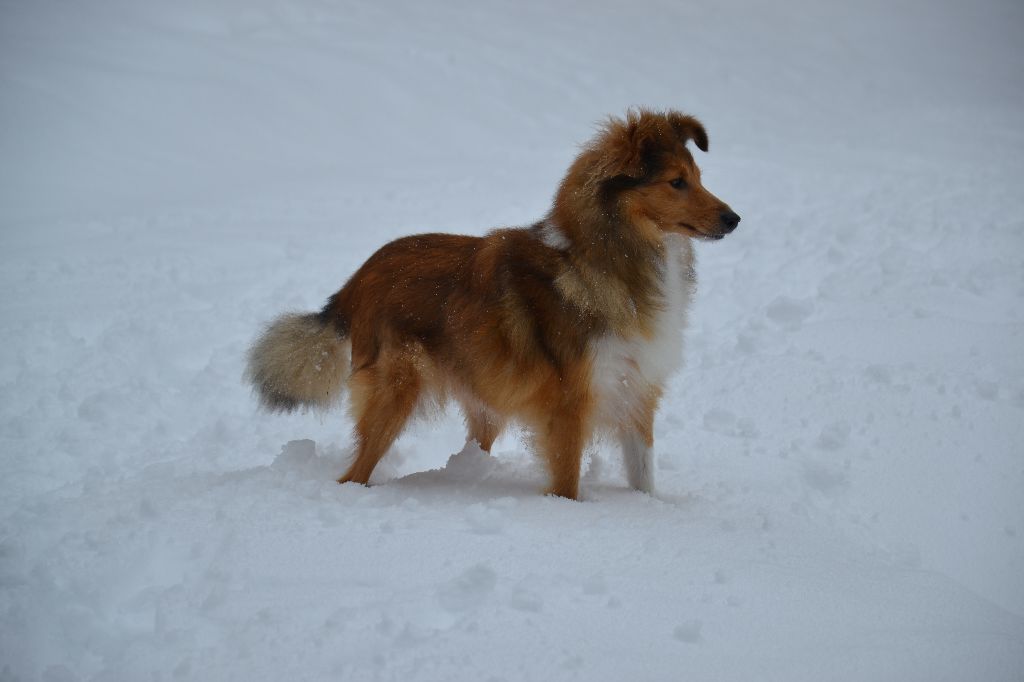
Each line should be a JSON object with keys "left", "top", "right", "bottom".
{"left": 618, "top": 428, "right": 655, "bottom": 494}
{"left": 536, "top": 401, "right": 590, "bottom": 500}
{"left": 617, "top": 388, "right": 658, "bottom": 494}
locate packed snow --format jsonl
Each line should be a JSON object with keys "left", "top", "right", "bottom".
{"left": 2, "top": 0, "right": 1023, "bottom": 680}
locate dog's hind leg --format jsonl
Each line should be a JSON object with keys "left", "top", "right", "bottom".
{"left": 338, "top": 353, "right": 421, "bottom": 486}
{"left": 464, "top": 405, "right": 505, "bottom": 453}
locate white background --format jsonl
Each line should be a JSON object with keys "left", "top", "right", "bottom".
{"left": 1, "top": 0, "right": 1022, "bottom": 679}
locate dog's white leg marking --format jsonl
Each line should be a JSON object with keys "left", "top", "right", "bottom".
{"left": 618, "top": 430, "right": 654, "bottom": 494}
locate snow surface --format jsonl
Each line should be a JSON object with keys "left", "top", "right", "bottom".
{"left": 2, "top": 0, "right": 1024, "bottom": 680}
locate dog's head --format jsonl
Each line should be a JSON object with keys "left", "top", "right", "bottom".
{"left": 583, "top": 109, "right": 740, "bottom": 241}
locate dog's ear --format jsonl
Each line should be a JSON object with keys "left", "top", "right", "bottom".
{"left": 589, "top": 114, "right": 649, "bottom": 180}
{"left": 586, "top": 110, "right": 708, "bottom": 186}
{"left": 589, "top": 110, "right": 661, "bottom": 181}
{"left": 668, "top": 113, "right": 709, "bottom": 152}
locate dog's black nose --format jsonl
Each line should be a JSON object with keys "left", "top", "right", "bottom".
{"left": 719, "top": 210, "right": 741, "bottom": 232}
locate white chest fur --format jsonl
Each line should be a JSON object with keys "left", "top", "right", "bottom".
{"left": 591, "top": 235, "right": 696, "bottom": 429}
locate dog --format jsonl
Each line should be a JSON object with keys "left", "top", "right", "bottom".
{"left": 246, "top": 109, "right": 740, "bottom": 499}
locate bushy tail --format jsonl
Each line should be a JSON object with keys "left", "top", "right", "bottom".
{"left": 245, "top": 312, "right": 350, "bottom": 413}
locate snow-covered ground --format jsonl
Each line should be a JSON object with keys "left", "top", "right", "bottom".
{"left": 2, "top": 0, "right": 1023, "bottom": 679}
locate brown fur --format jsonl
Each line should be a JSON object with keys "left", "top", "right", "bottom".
{"left": 246, "top": 108, "right": 739, "bottom": 499}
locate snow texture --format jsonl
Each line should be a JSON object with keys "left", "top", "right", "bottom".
{"left": 2, "top": 0, "right": 1023, "bottom": 680}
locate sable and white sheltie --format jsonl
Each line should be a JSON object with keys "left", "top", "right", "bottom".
{"left": 246, "top": 109, "right": 740, "bottom": 499}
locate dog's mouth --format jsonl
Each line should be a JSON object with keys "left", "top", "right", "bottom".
{"left": 677, "top": 223, "right": 726, "bottom": 241}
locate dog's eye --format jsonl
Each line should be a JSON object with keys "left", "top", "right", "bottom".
{"left": 669, "top": 178, "right": 687, "bottom": 189}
